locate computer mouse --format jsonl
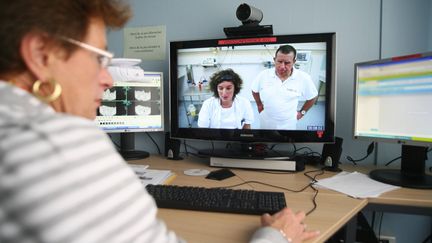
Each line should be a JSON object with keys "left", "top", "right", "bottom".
{"left": 206, "top": 168, "right": 235, "bottom": 180}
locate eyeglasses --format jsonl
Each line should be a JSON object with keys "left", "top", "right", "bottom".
{"left": 60, "top": 37, "right": 114, "bottom": 68}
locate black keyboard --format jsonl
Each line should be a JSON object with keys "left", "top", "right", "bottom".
{"left": 145, "top": 184, "right": 287, "bottom": 215}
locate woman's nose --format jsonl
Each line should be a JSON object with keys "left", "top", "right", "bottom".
{"left": 99, "top": 68, "right": 114, "bottom": 88}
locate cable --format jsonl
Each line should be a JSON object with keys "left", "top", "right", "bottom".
{"left": 385, "top": 147, "right": 432, "bottom": 166}
{"left": 303, "top": 169, "right": 325, "bottom": 215}
{"left": 346, "top": 142, "right": 375, "bottom": 165}
{"left": 304, "top": 169, "right": 325, "bottom": 183}
{"left": 183, "top": 139, "right": 189, "bottom": 156}
{"left": 145, "top": 133, "right": 161, "bottom": 155}
{"left": 292, "top": 143, "right": 297, "bottom": 154}
{"left": 294, "top": 146, "right": 314, "bottom": 154}
{"left": 422, "top": 233, "right": 432, "bottom": 243}
{"left": 377, "top": 212, "right": 384, "bottom": 242}
{"left": 384, "top": 156, "right": 401, "bottom": 166}
{"left": 179, "top": 140, "right": 208, "bottom": 158}
{"left": 221, "top": 180, "right": 311, "bottom": 193}
{"left": 307, "top": 185, "right": 319, "bottom": 216}
{"left": 221, "top": 169, "right": 325, "bottom": 215}
{"left": 108, "top": 134, "right": 121, "bottom": 149}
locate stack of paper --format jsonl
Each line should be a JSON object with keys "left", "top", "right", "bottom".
{"left": 130, "top": 164, "right": 175, "bottom": 186}
{"left": 316, "top": 171, "right": 400, "bottom": 198}
{"left": 129, "top": 164, "right": 149, "bottom": 173}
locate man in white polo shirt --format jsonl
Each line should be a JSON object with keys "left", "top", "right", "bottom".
{"left": 251, "top": 45, "right": 318, "bottom": 130}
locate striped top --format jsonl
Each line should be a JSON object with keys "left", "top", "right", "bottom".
{"left": 0, "top": 82, "right": 287, "bottom": 243}
{"left": 0, "top": 82, "right": 183, "bottom": 243}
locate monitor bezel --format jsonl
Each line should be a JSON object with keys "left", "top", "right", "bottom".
{"left": 169, "top": 33, "right": 336, "bottom": 143}
{"left": 352, "top": 52, "right": 432, "bottom": 147}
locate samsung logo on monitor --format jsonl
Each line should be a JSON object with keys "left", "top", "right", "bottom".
{"left": 240, "top": 134, "right": 254, "bottom": 137}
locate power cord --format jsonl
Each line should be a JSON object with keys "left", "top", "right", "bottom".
{"left": 346, "top": 142, "right": 375, "bottom": 165}
{"left": 377, "top": 212, "right": 384, "bottom": 242}
{"left": 108, "top": 134, "right": 121, "bottom": 149}
{"left": 422, "top": 233, "right": 431, "bottom": 243}
{"left": 109, "top": 133, "right": 163, "bottom": 155}
{"left": 145, "top": 133, "right": 161, "bottom": 155}
{"left": 221, "top": 169, "right": 324, "bottom": 215}
{"left": 384, "top": 156, "right": 401, "bottom": 166}
{"left": 294, "top": 146, "right": 314, "bottom": 155}
{"left": 181, "top": 139, "right": 207, "bottom": 158}
{"left": 385, "top": 147, "right": 431, "bottom": 166}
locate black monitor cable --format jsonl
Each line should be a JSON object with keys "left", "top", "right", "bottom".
{"left": 422, "top": 233, "right": 431, "bottom": 243}
{"left": 303, "top": 169, "right": 325, "bottom": 215}
{"left": 181, "top": 139, "right": 199, "bottom": 158}
{"left": 267, "top": 143, "right": 296, "bottom": 157}
{"left": 371, "top": 211, "right": 376, "bottom": 233}
{"left": 294, "top": 146, "right": 314, "bottom": 155}
{"left": 108, "top": 133, "right": 162, "bottom": 155}
{"left": 298, "top": 150, "right": 322, "bottom": 158}
{"left": 145, "top": 132, "right": 161, "bottom": 155}
{"left": 268, "top": 144, "right": 319, "bottom": 162}
{"left": 268, "top": 143, "right": 277, "bottom": 150}
{"left": 384, "top": 156, "right": 401, "bottom": 166}
{"left": 182, "top": 139, "right": 189, "bottom": 157}
{"left": 378, "top": 212, "right": 384, "bottom": 243}
{"left": 291, "top": 143, "right": 297, "bottom": 156}
{"left": 221, "top": 168, "right": 324, "bottom": 215}
{"left": 211, "top": 140, "right": 215, "bottom": 151}
{"left": 346, "top": 142, "right": 375, "bottom": 165}
{"left": 385, "top": 147, "right": 431, "bottom": 167}
{"left": 268, "top": 143, "right": 297, "bottom": 156}
{"left": 108, "top": 134, "right": 121, "bottom": 150}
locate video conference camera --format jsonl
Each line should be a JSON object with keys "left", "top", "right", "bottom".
{"left": 224, "top": 3, "right": 273, "bottom": 38}
{"left": 236, "top": 3, "right": 263, "bottom": 25}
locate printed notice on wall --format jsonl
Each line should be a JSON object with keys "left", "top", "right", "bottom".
{"left": 123, "top": 25, "right": 166, "bottom": 60}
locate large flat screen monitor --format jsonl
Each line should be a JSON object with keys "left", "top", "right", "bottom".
{"left": 353, "top": 52, "right": 432, "bottom": 188}
{"left": 169, "top": 33, "right": 336, "bottom": 158}
{"left": 95, "top": 71, "right": 164, "bottom": 160}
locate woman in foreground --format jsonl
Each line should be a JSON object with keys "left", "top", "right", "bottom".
{"left": 0, "top": 0, "right": 319, "bottom": 242}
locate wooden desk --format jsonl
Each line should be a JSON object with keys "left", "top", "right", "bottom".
{"left": 131, "top": 156, "right": 367, "bottom": 243}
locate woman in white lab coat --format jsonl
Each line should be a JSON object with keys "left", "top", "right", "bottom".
{"left": 198, "top": 69, "right": 254, "bottom": 129}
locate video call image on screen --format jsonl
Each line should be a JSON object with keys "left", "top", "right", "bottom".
{"left": 175, "top": 42, "right": 327, "bottom": 131}
{"left": 96, "top": 81, "right": 163, "bottom": 132}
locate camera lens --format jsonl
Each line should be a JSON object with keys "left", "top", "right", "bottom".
{"left": 236, "top": 4, "right": 263, "bottom": 24}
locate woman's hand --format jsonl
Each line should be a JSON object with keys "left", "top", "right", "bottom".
{"left": 261, "top": 207, "right": 320, "bottom": 243}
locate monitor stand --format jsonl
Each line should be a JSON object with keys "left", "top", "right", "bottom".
{"left": 118, "top": 133, "right": 150, "bottom": 160}
{"left": 369, "top": 145, "right": 432, "bottom": 189}
{"left": 199, "top": 143, "right": 301, "bottom": 171}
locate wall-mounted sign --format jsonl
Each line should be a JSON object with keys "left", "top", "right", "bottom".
{"left": 123, "top": 25, "right": 166, "bottom": 60}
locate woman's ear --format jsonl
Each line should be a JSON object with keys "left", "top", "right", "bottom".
{"left": 20, "top": 33, "right": 54, "bottom": 81}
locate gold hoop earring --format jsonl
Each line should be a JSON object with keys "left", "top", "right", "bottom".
{"left": 32, "top": 79, "right": 62, "bottom": 103}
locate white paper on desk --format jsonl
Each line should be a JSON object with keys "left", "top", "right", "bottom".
{"left": 130, "top": 165, "right": 172, "bottom": 187}
{"left": 130, "top": 164, "right": 170, "bottom": 186}
{"left": 129, "top": 164, "right": 149, "bottom": 173}
{"left": 316, "top": 171, "right": 400, "bottom": 198}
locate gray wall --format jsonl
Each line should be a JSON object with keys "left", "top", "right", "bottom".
{"left": 107, "top": 1, "right": 432, "bottom": 242}
{"left": 382, "top": 0, "right": 431, "bottom": 58}
{"left": 430, "top": 1, "right": 432, "bottom": 50}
